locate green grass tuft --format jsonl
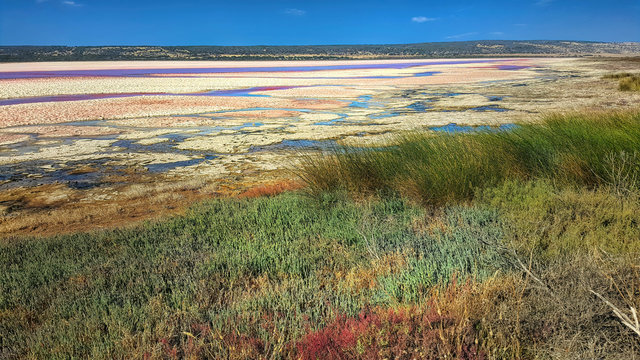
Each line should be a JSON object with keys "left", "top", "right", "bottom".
{"left": 619, "top": 75, "right": 640, "bottom": 91}
{"left": 299, "top": 110, "right": 640, "bottom": 205}
{"left": 603, "top": 72, "right": 640, "bottom": 91}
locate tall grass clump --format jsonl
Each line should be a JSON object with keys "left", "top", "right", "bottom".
{"left": 619, "top": 75, "right": 640, "bottom": 91}
{"left": 299, "top": 110, "right": 640, "bottom": 204}
{"left": 603, "top": 73, "right": 640, "bottom": 91}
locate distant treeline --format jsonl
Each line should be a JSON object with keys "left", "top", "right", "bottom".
{"left": 2, "top": 40, "right": 640, "bottom": 62}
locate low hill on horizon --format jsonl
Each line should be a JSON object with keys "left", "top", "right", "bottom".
{"left": 1, "top": 40, "right": 640, "bottom": 62}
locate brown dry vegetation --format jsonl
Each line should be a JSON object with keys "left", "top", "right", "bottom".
{"left": 0, "top": 180, "right": 213, "bottom": 239}
{"left": 0, "top": 173, "right": 309, "bottom": 240}
{"left": 238, "top": 180, "right": 304, "bottom": 198}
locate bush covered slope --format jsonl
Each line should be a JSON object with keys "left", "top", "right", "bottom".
{"left": 2, "top": 41, "right": 640, "bottom": 62}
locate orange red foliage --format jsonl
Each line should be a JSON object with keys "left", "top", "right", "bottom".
{"left": 295, "top": 306, "right": 485, "bottom": 360}
{"left": 238, "top": 180, "right": 303, "bottom": 198}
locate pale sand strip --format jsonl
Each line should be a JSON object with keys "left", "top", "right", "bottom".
{"left": 0, "top": 96, "right": 346, "bottom": 127}
{"left": 2, "top": 125, "right": 122, "bottom": 137}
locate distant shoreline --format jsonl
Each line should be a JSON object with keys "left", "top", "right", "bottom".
{"left": 2, "top": 40, "right": 639, "bottom": 62}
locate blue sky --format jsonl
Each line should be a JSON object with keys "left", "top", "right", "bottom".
{"left": 1, "top": 0, "right": 639, "bottom": 45}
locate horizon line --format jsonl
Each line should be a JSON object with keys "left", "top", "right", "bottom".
{"left": 3, "top": 39, "right": 640, "bottom": 47}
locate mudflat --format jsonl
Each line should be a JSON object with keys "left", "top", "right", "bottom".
{"left": 1, "top": 57, "right": 639, "bottom": 236}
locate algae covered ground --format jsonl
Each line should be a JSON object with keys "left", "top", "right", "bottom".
{"left": 2, "top": 111, "right": 640, "bottom": 359}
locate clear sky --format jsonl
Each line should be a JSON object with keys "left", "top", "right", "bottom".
{"left": 1, "top": 0, "right": 639, "bottom": 45}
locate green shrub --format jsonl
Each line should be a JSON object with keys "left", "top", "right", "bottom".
{"left": 374, "top": 206, "right": 509, "bottom": 303}
{"left": 603, "top": 72, "right": 640, "bottom": 91}
{"left": 480, "top": 180, "right": 640, "bottom": 257}
{"left": 619, "top": 75, "right": 640, "bottom": 91}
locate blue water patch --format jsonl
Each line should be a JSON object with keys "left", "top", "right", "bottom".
{"left": 349, "top": 95, "right": 373, "bottom": 108}
{"left": 250, "top": 139, "right": 338, "bottom": 152}
{"left": 413, "top": 71, "right": 441, "bottom": 77}
{"left": 406, "top": 102, "right": 432, "bottom": 112}
{"left": 422, "top": 92, "right": 461, "bottom": 97}
{"left": 487, "top": 96, "right": 504, "bottom": 102}
{"left": 112, "top": 139, "right": 180, "bottom": 154}
{"left": 470, "top": 105, "right": 509, "bottom": 112}
{"left": 145, "top": 123, "right": 264, "bottom": 140}
{"left": 365, "top": 101, "right": 431, "bottom": 119}
{"left": 498, "top": 123, "right": 518, "bottom": 130}
{"left": 221, "top": 122, "right": 264, "bottom": 131}
{"left": 110, "top": 138, "right": 217, "bottom": 165}
{"left": 145, "top": 155, "right": 216, "bottom": 173}
{"left": 198, "top": 88, "right": 273, "bottom": 97}
{"left": 430, "top": 123, "right": 517, "bottom": 133}
{"left": 315, "top": 119, "right": 344, "bottom": 126}
{"left": 314, "top": 114, "right": 350, "bottom": 126}
{"left": 0, "top": 158, "right": 125, "bottom": 191}
{"left": 312, "top": 112, "right": 353, "bottom": 126}
{"left": 349, "top": 101, "right": 368, "bottom": 108}
{"left": 497, "top": 65, "right": 531, "bottom": 71}
{"left": 160, "top": 133, "right": 192, "bottom": 142}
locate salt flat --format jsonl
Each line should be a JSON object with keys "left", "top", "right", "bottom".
{"left": 1, "top": 57, "right": 639, "bottom": 236}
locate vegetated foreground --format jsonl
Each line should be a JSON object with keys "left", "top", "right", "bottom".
{"left": 2, "top": 110, "right": 640, "bottom": 359}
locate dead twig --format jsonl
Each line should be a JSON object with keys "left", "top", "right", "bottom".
{"left": 590, "top": 290, "right": 640, "bottom": 338}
